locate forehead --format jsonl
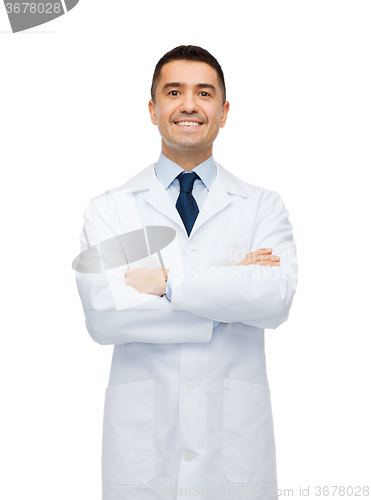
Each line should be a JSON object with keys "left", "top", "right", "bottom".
{"left": 159, "top": 60, "right": 219, "bottom": 87}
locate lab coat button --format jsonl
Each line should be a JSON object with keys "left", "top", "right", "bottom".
{"left": 184, "top": 452, "right": 194, "bottom": 462}
{"left": 186, "top": 381, "right": 195, "bottom": 391}
{"left": 173, "top": 299, "right": 181, "bottom": 308}
{"left": 203, "top": 326, "right": 212, "bottom": 336}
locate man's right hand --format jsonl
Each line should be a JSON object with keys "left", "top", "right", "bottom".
{"left": 237, "top": 248, "right": 280, "bottom": 266}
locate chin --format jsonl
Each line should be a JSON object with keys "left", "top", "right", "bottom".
{"left": 173, "top": 138, "right": 205, "bottom": 149}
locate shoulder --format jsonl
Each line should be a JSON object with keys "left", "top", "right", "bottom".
{"left": 80, "top": 163, "right": 155, "bottom": 224}
{"left": 89, "top": 163, "right": 155, "bottom": 203}
{"left": 216, "top": 161, "right": 283, "bottom": 205}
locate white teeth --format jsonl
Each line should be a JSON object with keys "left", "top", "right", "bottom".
{"left": 176, "top": 121, "right": 202, "bottom": 126}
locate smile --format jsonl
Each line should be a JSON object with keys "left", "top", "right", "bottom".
{"left": 175, "top": 121, "right": 203, "bottom": 126}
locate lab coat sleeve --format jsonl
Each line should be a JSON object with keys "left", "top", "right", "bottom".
{"left": 166, "top": 267, "right": 221, "bottom": 328}
{"left": 74, "top": 197, "right": 214, "bottom": 345}
{"left": 169, "top": 189, "right": 298, "bottom": 329}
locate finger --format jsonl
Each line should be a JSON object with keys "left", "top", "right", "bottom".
{"left": 258, "top": 261, "right": 281, "bottom": 266}
{"left": 252, "top": 248, "right": 273, "bottom": 256}
{"left": 243, "top": 249, "right": 273, "bottom": 262}
{"left": 255, "top": 254, "right": 280, "bottom": 262}
{"left": 242, "top": 259, "right": 280, "bottom": 266}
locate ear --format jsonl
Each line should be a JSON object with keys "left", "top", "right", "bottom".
{"left": 220, "top": 100, "right": 230, "bottom": 128}
{"left": 148, "top": 99, "right": 158, "bottom": 125}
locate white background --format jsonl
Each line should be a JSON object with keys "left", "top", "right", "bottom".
{"left": 1, "top": 1, "right": 370, "bottom": 499}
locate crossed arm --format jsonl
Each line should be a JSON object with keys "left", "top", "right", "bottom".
{"left": 75, "top": 188, "right": 298, "bottom": 344}
{"left": 124, "top": 248, "right": 281, "bottom": 297}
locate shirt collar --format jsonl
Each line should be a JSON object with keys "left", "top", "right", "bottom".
{"left": 154, "top": 151, "right": 217, "bottom": 191}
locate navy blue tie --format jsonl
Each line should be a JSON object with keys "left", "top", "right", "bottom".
{"left": 176, "top": 171, "right": 200, "bottom": 236}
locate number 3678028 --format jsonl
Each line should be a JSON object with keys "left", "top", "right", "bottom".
{"left": 5, "top": 3, "right": 62, "bottom": 14}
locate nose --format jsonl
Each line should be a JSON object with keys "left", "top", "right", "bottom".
{"left": 179, "top": 92, "right": 199, "bottom": 114}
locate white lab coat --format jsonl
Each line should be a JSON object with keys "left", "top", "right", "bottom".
{"left": 75, "top": 161, "right": 298, "bottom": 500}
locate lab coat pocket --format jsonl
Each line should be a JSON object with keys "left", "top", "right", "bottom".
{"left": 223, "top": 378, "right": 277, "bottom": 483}
{"left": 102, "top": 379, "right": 154, "bottom": 485}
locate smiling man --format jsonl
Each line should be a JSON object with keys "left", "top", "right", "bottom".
{"left": 75, "top": 45, "right": 298, "bottom": 500}
{"left": 148, "top": 58, "right": 229, "bottom": 168}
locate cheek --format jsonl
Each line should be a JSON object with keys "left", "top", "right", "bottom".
{"left": 157, "top": 109, "right": 173, "bottom": 127}
{"left": 207, "top": 114, "right": 222, "bottom": 131}
{"left": 204, "top": 106, "right": 222, "bottom": 126}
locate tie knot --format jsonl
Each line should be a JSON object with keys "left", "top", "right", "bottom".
{"left": 177, "top": 171, "right": 200, "bottom": 194}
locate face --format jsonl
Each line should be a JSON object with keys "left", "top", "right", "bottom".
{"left": 149, "top": 60, "right": 229, "bottom": 161}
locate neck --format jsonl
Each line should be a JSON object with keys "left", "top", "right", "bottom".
{"left": 161, "top": 143, "right": 213, "bottom": 171}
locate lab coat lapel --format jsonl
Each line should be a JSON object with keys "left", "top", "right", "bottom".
{"left": 144, "top": 172, "right": 185, "bottom": 229}
{"left": 188, "top": 172, "right": 230, "bottom": 238}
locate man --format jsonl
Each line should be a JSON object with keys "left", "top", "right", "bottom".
{"left": 75, "top": 45, "right": 298, "bottom": 500}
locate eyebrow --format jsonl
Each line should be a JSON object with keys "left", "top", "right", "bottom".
{"left": 162, "top": 82, "right": 217, "bottom": 93}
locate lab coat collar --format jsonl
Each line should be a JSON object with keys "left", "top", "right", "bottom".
{"left": 126, "top": 160, "right": 249, "bottom": 238}
{"left": 154, "top": 152, "right": 217, "bottom": 192}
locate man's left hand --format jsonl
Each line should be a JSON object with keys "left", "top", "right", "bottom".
{"left": 125, "top": 268, "right": 168, "bottom": 296}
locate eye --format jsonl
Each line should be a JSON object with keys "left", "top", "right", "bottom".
{"left": 168, "top": 90, "right": 180, "bottom": 96}
{"left": 199, "top": 91, "right": 211, "bottom": 97}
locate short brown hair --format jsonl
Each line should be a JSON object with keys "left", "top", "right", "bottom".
{"left": 151, "top": 45, "right": 226, "bottom": 104}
